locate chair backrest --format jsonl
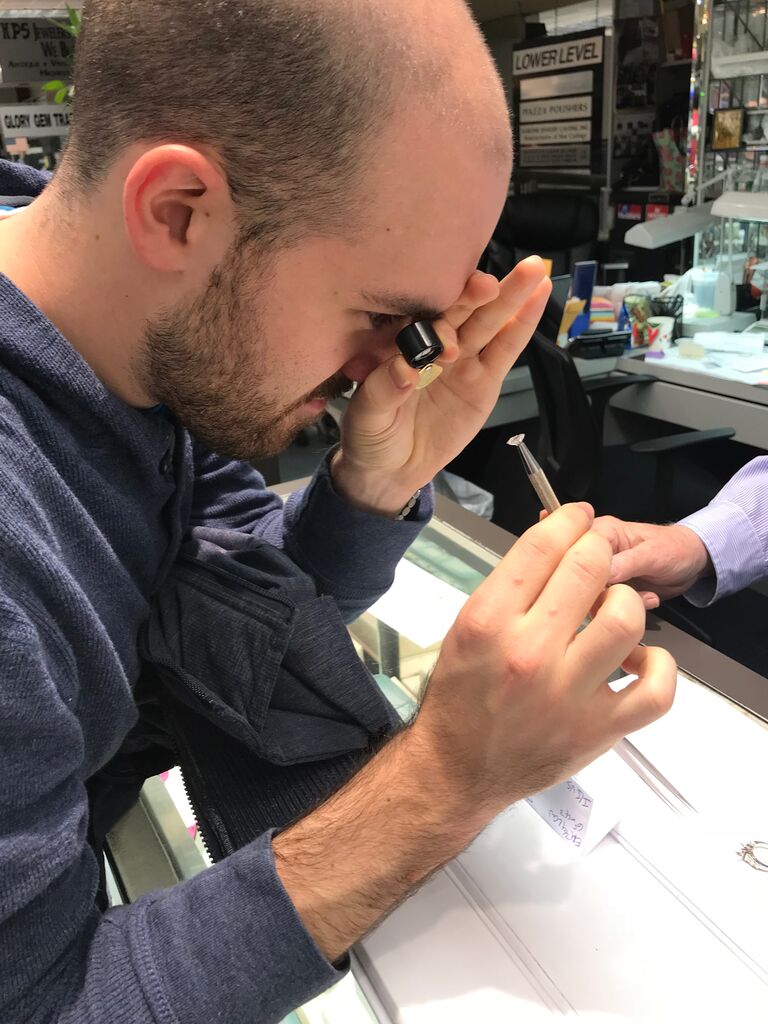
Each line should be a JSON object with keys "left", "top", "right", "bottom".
{"left": 537, "top": 274, "right": 572, "bottom": 344}
{"left": 525, "top": 332, "right": 601, "bottom": 502}
{"left": 483, "top": 192, "right": 599, "bottom": 279}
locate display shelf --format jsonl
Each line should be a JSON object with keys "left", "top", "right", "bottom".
{"left": 712, "top": 50, "right": 768, "bottom": 79}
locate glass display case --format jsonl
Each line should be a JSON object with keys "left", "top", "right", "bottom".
{"left": 109, "top": 494, "right": 768, "bottom": 1022}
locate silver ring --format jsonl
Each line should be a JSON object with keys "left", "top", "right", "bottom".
{"left": 737, "top": 840, "right": 768, "bottom": 872}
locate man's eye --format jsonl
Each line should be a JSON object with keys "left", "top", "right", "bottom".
{"left": 366, "top": 312, "right": 402, "bottom": 330}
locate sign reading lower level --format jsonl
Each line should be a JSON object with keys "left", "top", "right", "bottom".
{"left": 513, "top": 33, "right": 603, "bottom": 75}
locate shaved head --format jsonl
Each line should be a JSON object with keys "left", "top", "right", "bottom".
{"left": 62, "top": 0, "right": 510, "bottom": 247}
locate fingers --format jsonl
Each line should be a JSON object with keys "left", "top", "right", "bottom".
{"left": 525, "top": 528, "right": 614, "bottom": 642}
{"left": 590, "top": 517, "right": 660, "bottom": 586}
{"left": 459, "top": 257, "right": 551, "bottom": 360}
{"left": 540, "top": 501, "right": 593, "bottom": 522}
{"left": 610, "top": 644, "right": 677, "bottom": 736}
{"left": 564, "top": 583, "right": 647, "bottom": 685}
{"left": 440, "top": 271, "right": 501, "bottom": 333}
{"left": 639, "top": 590, "right": 661, "bottom": 610}
{"left": 608, "top": 545, "right": 656, "bottom": 586}
{"left": 429, "top": 259, "right": 549, "bottom": 379}
{"left": 478, "top": 279, "right": 552, "bottom": 379}
{"left": 429, "top": 272, "right": 500, "bottom": 367}
{"left": 348, "top": 353, "right": 420, "bottom": 431}
{"left": 480, "top": 504, "right": 595, "bottom": 620}
{"left": 589, "top": 515, "right": 626, "bottom": 550}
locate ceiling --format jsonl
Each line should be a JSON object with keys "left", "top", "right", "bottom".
{"left": 470, "top": 0, "right": 580, "bottom": 19}
{"left": 0, "top": 1, "right": 588, "bottom": 17}
{"left": 470, "top": 0, "right": 523, "bottom": 19}
{"left": 0, "top": 3, "right": 79, "bottom": 10}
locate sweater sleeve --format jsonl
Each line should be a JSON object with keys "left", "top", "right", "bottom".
{"left": 190, "top": 441, "right": 433, "bottom": 621}
{"left": 0, "top": 158, "right": 51, "bottom": 199}
{"left": 0, "top": 595, "right": 345, "bottom": 1024}
{"left": 678, "top": 456, "right": 768, "bottom": 606}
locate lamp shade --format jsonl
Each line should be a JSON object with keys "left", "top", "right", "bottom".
{"left": 624, "top": 203, "right": 719, "bottom": 249}
{"left": 711, "top": 191, "right": 768, "bottom": 222}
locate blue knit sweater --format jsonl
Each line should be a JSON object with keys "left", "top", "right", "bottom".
{"left": 0, "top": 162, "right": 431, "bottom": 1024}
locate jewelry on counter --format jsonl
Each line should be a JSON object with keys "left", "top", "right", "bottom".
{"left": 737, "top": 840, "right": 768, "bottom": 872}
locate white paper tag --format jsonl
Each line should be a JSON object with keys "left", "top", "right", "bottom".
{"left": 526, "top": 777, "right": 594, "bottom": 850}
{"left": 526, "top": 750, "right": 638, "bottom": 855}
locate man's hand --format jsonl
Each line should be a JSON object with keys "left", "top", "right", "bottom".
{"left": 591, "top": 517, "right": 714, "bottom": 609}
{"left": 332, "top": 257, "right": 552, "bottom": 515}
{"left": 275, "top": 505, "right": 676, "bottom": 962}
{"left": 414, "top": 504, "right": 677, "bottom": 810}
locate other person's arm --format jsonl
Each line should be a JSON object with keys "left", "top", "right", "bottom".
{"left": 593, "top": 455, "right": 768, "bottom": 607}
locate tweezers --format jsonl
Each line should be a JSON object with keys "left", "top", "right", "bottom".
{"left": 506, "top": 433, "right": 695, "bottom": 816}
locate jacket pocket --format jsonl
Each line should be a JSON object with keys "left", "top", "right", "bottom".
{"left": 140, "top": 534, "right": 399, "bottom": 766}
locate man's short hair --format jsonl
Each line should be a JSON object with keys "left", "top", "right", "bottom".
{"left": 66, "top": 0, "right": 425, "bottom": 246}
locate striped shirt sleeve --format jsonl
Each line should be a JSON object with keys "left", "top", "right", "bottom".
{"left": 679, "top": 456, "right": 768, "bottom": 606}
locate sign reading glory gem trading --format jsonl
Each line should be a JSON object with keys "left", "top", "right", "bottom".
{"left": 512, "top": 28, "right": 605, "bottom": 175}
{"left": 0, "top": 104, "right": 71, "bottom": 141}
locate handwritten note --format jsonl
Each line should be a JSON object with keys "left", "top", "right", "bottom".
{"left": 525, "top": 751, "right": 639, "bottom": 855}
{"left": 527, "top": 778, "right": 593, "bottom": 850}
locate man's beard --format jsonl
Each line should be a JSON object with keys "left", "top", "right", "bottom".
{"left": 136, "top": 253, "right": 350, "bottom": 461}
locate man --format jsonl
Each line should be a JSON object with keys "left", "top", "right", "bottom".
{"left": 0, "top": 2, "right": 676, "bottom": 1022}
{"left": 595, "top": 458, "right": 768, "bottom": 609}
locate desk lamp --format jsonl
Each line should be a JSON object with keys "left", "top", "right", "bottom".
{"left": 624, "top": 186, "right": 768, "bottom": 336}
{"left": 710, "top": 190, "right": 768, "bottom": 337}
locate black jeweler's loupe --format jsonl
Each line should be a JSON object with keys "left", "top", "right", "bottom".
{"left": 396, "top": 321, "right": 444, "bottom": 368}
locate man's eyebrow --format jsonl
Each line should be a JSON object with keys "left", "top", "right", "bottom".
{"left": 359, "top": 291, "right": 444, "bottom": 322}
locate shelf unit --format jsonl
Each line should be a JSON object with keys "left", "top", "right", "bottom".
{"left": 686, "top": 0, "right": 768, "bottom": 263}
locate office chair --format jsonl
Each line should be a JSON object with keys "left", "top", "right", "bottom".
{"left": 525, "top": 331, "right": 736, "bottom": 523}
{"left": 480, "top": 192, "right": 599, "bottom": 280}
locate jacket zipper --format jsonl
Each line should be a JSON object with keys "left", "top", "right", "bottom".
{"left": 148, "top": 657, "right": 234, "bottom": 862}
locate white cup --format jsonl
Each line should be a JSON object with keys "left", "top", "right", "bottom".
{"left": 647, "top": 315, "right": 675, "bottom": 349}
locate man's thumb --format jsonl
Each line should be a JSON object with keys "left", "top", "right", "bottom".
{"left": 357, "top": 355, "right": 419, "bottom": 415}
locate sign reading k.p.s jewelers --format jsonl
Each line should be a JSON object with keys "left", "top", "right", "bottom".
{"left": 0, "top": 19, "right": 75, "bottom": 84}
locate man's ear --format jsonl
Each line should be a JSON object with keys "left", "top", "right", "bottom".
{"left": 123, "top": 145, "right": 234, "bottom": 273}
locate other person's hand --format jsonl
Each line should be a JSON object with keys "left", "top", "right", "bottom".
{"left": 332, "top": 256, "right": 551, "bottom": 515}
{"left": 413, "top": 504, "right": 677, "bottom": 812}
{"left": 591, "top": 516, "right": 713, "bottom": 609}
